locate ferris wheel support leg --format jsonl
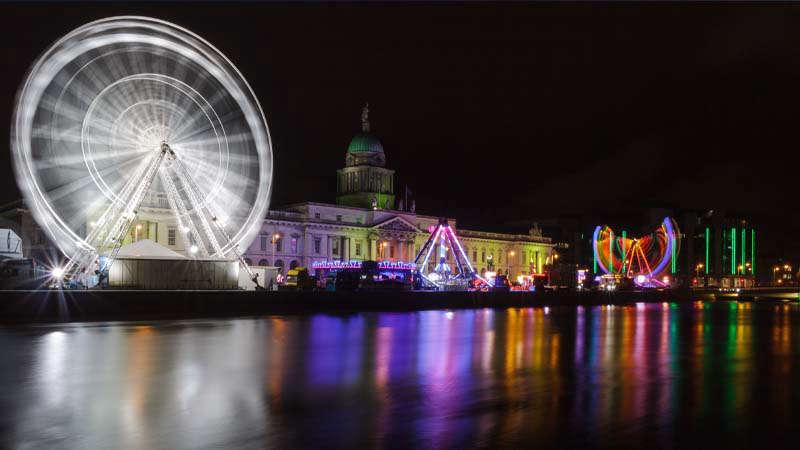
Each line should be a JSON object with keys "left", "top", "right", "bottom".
{"left": 101, "top": 145, "right": 170, "bottom": 273}
{"left": 169, "top": 149, "right": 261, "bottom": 289}
{"left": 169, "top": 157, "right": 224, "bottom": 256}
{"left": 160, "top": 168, "right": 209, "bottom": 257}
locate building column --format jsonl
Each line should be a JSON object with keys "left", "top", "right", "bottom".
{"left": 398, "top": 240, "right": 404, "bottom": 262}
{"left": 303, "top": 229, "right": 310, "bottom": 267}
{"left": 370, "top": 238, "right": 376, "bottom": 261}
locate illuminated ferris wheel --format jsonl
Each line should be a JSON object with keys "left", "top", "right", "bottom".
{"left": 11, "top": 16, "right": 273, "bottom": 284}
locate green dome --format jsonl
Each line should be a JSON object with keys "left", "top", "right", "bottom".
{"left": 347, "top": 132, "right": 384, "bottom": 153}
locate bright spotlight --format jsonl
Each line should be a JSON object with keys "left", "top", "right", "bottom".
{"left": 189, "top": 245, "right": 198, "bottom": 254}
{"left": 182, "top": 226, "right": 190, "bottom": 233}
{"left": 51, "top": 267, "right": 65, "bottom": 279}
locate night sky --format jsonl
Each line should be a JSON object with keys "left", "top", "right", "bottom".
{"left": 1, "top": 4, "right": 798, "bottom": 239}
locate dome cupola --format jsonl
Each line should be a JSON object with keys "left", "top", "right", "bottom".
{"left": 345, "top": 103, "right": 385, "bottom": 167}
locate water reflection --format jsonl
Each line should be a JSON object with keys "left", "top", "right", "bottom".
{"left": 2, "top": 303, "right": 800, "bottom": 448}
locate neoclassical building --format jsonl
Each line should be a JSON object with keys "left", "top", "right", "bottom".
{"left": 242, "top": 106, "right": 553, "bottom": 279}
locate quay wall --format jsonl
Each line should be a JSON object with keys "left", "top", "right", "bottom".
{"left": 0, "top": 288, "right": 713, "bottom": 324}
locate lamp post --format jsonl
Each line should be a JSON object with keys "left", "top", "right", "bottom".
{"left": 272, "top": 232, "right": 280, "bottom": 267}
{"left": 382, "top": 241, "right": 388, "bottom": 260}
{"left": 696, "top": 263, "right": 703, "bottom": 277}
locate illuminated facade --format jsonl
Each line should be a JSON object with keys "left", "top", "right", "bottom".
{"left": 242, "top": 106, "right": 553, "bottom": 276}
{"left": 691, "top": 213, "right": 756, "bottom": 288}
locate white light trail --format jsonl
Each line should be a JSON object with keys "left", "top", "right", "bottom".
{"left": 11, "top": 17, "right": 273, "bottom": 281}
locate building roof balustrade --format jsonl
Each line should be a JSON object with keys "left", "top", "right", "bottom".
{"left": 458, "top": 229, "right": 553, "bottom": 245}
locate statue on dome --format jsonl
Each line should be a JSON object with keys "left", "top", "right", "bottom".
{"left": 529, "top": 222, "right": 542, "bottom": 238}
{"left": 361, "top": 102, "right": 370, "bottom": 132}
{"left": 410, "top": 200, "right": 416, "bottom": 213}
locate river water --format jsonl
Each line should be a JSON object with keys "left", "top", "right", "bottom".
{"left": 1, "top": 301, "right": 799, "bottom": 449}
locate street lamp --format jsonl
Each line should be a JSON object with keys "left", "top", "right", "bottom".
{"left": 382, "top": 241, "right": 388, "bottom": 260}
{"left": 696, "top": 263, "right": 704, "bottom": 277}
{"left": 272, "top": 232, "right": 280, "bottom": 267}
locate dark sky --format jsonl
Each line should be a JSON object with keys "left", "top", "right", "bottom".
{"left": 1, "top": 3, "right": 799, "bottom": 235}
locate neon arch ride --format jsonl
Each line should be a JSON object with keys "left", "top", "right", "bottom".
{"left": 592, "top": 217, "right": 680, "bottom": 287}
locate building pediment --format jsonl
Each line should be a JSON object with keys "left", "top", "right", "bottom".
{"left": 372, "top": 216, "right": 420, "bottom": 233}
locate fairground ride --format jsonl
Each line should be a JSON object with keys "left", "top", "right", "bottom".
{"left": 413, "top": 218, "right": 489, "bottom": 290}
{"left": 592, "top": 217, "right": 680, "bottom": 288}
{"left": 11, "top": 17, "right": 273, "bottom": 287}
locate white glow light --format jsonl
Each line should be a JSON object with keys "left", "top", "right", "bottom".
{"left": 189, "top": 245, "right": 198, "bottom": 254}
{"left": 51, "top": 267, "right": 64, "bottom": 279}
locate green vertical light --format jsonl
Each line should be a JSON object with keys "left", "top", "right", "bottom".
{"left": 671, "top": 233, "right": 676, "bottom": 274}
{"left": 621, "top": 230, "right": 626, "bottom": 273}
{"left": 705, "top": 228, "right": 710, "bottom": 275}
{"left": 741, "top": 228, "right": 746, "bottom": 274}
{"left": 731, "top": 227, "right": 736, "bottom": 275}
{"left": 751, "top": 229, "right": 755, "bottom": 275}
{"left": 609, "top": 231, "right": 614, "bottom": 274}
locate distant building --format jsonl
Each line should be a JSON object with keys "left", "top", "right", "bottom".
{"left": 243, "top": 105, "right": 553, "bottom": 278}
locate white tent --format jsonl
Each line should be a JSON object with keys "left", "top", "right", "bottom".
{"left": 115, "top": 239, "right": 186, "bottom": 259}
{"left": 0, "top": 229, "right": 23, "bottom": 259}
{"left": 109, "top": 239, "right": 239, "bottom": 289}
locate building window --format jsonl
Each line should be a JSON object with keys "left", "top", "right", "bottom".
{"left": 473, "top": 250, "right": 477, "bottom": 262}
{"left": 336, "top": 215, "right": 342, "bottom": 222}
{"left": 314, "top": 237, "right": 321, "bottom": 254}
{"left": 168, "top": 227, "right": 176, "bottom": 246}
{"left": 355, "top": 242, "right": 362, "bottom": 257}
{"left": 390, "top": 245, "right": 395, "bottom": 258}
{"left": 481, "top": 250, "right": 485, "bottom": 262}
{"left": 258, "top": 259, "right": 268, "bottom": 266}
{"left": 276, "top": 237, "right": 282, "bottom": 252}
{"left": 290, "top": 260, "right": 299, "bottom": 270}
{"left": 332, "top": 239, "right": 339, "bottom": 256}
{"left": 315, "top": 212, "right": 321, "bottom": 219}
{"left": 157, "top": 193, "right": 168, "bottom": 208}
{"left": 260, "top": 235, "right": 267, "bottom": 251}
{"left": 291, "top": 238, "right": 297, "bottom": 254}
